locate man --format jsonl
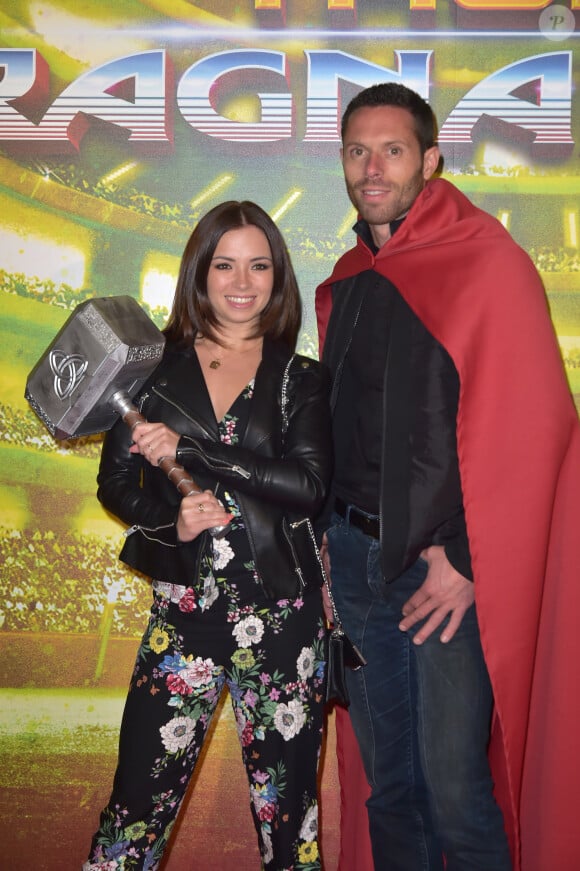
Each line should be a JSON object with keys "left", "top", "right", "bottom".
{"left": 316, "top": 83, "right": 580, "bottom": 871}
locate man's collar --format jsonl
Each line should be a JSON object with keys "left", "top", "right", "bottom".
{"left": 354, "top": 215, "right": 407, "bottom": 254}
{"left": 389, "top": 216, "right": 406, "bottom": 237}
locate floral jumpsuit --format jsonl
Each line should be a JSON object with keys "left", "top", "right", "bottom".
{"left": 84, "top": 382, "right": 327, "bottom": 871}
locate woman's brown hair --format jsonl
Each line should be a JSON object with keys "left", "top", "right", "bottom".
{"left": 164, "top": 201, "right": 302, "bottom": 350}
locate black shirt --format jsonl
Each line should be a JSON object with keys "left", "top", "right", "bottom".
{"left": 333, "top": 218, "right": 400, "bottom": 515}
{"left": 333, "top": 273, "right": 391, "bottom": 514}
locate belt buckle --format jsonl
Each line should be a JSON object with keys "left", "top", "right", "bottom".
{"left": 352, "top": 506, "right": 379, "bottom": 539}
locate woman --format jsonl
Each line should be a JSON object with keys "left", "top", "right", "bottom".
{"left": 84, "top": 201, "right": 332, "bottom": 871}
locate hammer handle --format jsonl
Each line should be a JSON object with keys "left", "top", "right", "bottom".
{"left": 110, "top": 390, "right": 228, "bottom": 537}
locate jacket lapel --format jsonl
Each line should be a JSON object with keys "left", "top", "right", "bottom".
{"left": 154, "top": 346, "right": 220, "bottom": 440}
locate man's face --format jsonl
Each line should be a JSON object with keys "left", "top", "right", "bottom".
{"left": 341, "top": 104, "right": 440, "bottom": 248}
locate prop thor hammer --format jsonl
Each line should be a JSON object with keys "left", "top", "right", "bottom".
{"left": 25, "top": 295, "right": 227, "bottom": 536}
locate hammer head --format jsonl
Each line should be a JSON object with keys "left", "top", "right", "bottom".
{"left": 25, "top": 295, "right": 166, "bottom": 439}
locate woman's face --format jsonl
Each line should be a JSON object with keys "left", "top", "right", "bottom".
{"left": 206, "top": 224, "right": 274, "bottom": 336}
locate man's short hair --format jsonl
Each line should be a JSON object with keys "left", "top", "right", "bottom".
{"left": 341, "top": 83, "right": 438, "bottom": 155}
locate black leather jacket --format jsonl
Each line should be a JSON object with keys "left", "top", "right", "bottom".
{"left": 97, "top": 338, "right": 333, "bottom": 599}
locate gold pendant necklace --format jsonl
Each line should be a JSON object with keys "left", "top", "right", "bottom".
{"left": 199, "top": 336, "right": 262, "bottom": 370}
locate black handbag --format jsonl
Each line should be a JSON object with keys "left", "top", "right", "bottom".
{"left": 326, "top": 624, "right": 366, "bottom": 707}
{"left": 286, "top": 516, "right": 366, "bottom": 707}
{"left": 322, "top": 575, "right": 366, "bottom": 708}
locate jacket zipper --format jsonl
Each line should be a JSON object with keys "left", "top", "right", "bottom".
{"left": 181, "top": 439, "right": 251, "bottom": 479}
{"left": 282, "top": 517, "right": 306, "bottom": 590}
{"left": 124, "top": 521, "right": 178, "bottom": 547}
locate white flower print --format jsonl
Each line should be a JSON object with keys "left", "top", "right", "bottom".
{"left": 153, "top": 581, "right": 186, "bottom": 604}
{"left": 179, "top": 656, "right": 215, "bottom": 688}
{"left": 273, "top": 699, "right": 306, "bottom": 741}
{"left": 296, "top": 645, "right": 315, "bottom": 680}
{"left": 212, "top": 536, "right": 234, "bottom": 570}
{"left": 262, "top": 829, "right": 274, "bottom": 865}
{"left": 233, "top": 614, "right": 265, "bottom": 648}
{"left": 83, "top": 863, "right": 118, "bottom": 871}
{"left": 159, "top": 715, "right": 196, "bottom": 753}
{"left": 299, "top": 802, "right": 318, "bottom": 841}
{"left": 199, "top": 572, "right": 219, "bottom": 611}
{"left": 83, "top": 862, "right": 118, "bottom": 871}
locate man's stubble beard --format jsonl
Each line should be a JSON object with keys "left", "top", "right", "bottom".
{"left": 345, "top": 169, "right": 426, "bottom": 228}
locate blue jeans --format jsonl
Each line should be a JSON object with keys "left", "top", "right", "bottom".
{"left": 327, "top": 510, "right": 512, "bottom": 871}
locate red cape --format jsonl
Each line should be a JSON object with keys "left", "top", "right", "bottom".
{"left": 317, "top": 178, "right": 580, "bottom": 870}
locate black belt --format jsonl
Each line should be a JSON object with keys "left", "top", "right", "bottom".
{"left": 335, "top": 497, "right": 380, "bottom": 540}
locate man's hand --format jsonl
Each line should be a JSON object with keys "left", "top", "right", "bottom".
{"left": 398, "top": 545, "right": 474, "bottom": 645}
{"left": 320, "top": 532, "right": 334, "bottom": 625}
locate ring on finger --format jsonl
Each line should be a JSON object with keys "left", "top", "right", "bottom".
{"left": 198, "top": 503, "right": 206, "bottom": 513}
